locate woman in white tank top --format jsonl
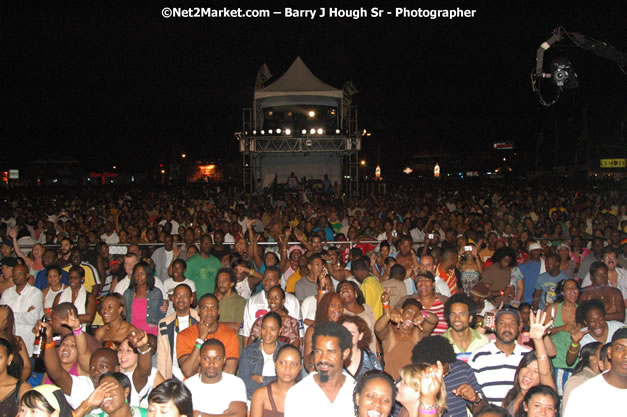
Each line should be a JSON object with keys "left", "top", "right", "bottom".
{"left": 41, "top": 265, "right": 67, "bottom": 314}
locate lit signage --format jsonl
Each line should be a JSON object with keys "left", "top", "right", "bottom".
{"left": 600, "top": 159, "right": 626, "bottom": 168}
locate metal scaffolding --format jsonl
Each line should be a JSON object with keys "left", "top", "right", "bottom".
{"left": 239, "top": 105, "right": 361, "bottom": 196}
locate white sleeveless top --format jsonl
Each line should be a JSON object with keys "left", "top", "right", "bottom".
{"left": 44, "top": 286, "right": 65, "bottom": 309}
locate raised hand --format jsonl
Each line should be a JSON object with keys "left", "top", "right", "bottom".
{"left": 412, "top": 309, "right": 426, "bottom": 331}
{"left": 420, "top": 361, "right": 444, "bottom": 401}
{"left": 61, "top": 309, "right": 81, "bottom": 331}
{"left": 85, "top": 381, "right": 117, "bottom": 408}
{"left": 389, "top": 308, "right": 403, "bottom": 328}
{"left": 381, "top": 288, "right": 391, "bottom": 305}
{"left": 127, "top": 329, "right": 149, "bottom": 350}
{"left": 571, "top": 324, "right": 589, "bottom": 345}
{"left": 528, "top": 309, "right": 553, "bottom": 341}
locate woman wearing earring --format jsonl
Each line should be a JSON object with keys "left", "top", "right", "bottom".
{"left": 53, "top": 266, "right": 97, "bottom": 328}
{"left": 0, "top": 337, "right": 32, "bottom": 417}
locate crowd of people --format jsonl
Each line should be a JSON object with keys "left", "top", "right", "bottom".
{"left": 0, "top": 179, "right": 626, "bottom": 417}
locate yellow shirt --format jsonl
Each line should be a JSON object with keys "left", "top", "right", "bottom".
{"left": 361, "top": 276, "right": 384, "bottom": 319}
{"left": 62, "top": 264, "right": 98, "bottom": 293}
{"left": 285, "top": 270, "right": 302, "bottom": 293}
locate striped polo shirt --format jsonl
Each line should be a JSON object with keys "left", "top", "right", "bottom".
{"left": 468, "top": 342, "right": 530, "bottom": 405}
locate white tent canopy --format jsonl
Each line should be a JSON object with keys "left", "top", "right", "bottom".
{"left": 254, "top": 57, "right": 343, "bottom": 100}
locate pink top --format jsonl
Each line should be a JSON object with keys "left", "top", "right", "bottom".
{"left": 45, "top": 362, "right": 78, "bottom": 385}
{"left": 132, "top": 297, "right": 157, "bottom": 336}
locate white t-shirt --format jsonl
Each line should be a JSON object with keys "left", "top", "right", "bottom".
{"left": 580, "top": 320, "right": 624, "bottom": 347}
{"left": 100, "top": 232, "right": 120, "bottom": 244}
{"left": 240, "top": 291, "right": 302, "bottom": 337}
{"left": 124, "top": 367, "right": 158, "bottom": 408}
{"left": 69, "top": 375, "right": 96, "bottom": 410}
{"left": 163, "top": 278, "right": 197, "bottom": 316}
{"left": 184, "top": 373, "right": 247, "bottom": 414}
{"left": 159, "top": 219, "right": 180, "bottom": 235}
{"left": 172, "top": 314, "right": 191, "bottom": 380}
{"left": 236, "top": 277, "right": 252, "bottom": 300}
{"left": 261, "top": 349, "right": 276, "bottom": 377}
{"left": 301, "top": 295, "right": 318, "bottom": 334}
{"left": 284, "top": 372, "right": 356, "bottom": 417}
{"left": 563, "top": 373, "right": 627, "bottom": 417}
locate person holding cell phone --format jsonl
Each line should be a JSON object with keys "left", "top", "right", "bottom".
{"left": 457, "top": 244, "right": 483, "bottom": 297}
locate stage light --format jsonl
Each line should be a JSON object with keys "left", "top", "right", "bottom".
{"left": 302, "top": 129, "right": 307, "bottom": 135}
{"left": 268, "top": 129, "right": 273, "bottom": 134}
{"left": 317, "top": 128, "right": 323, "bottom": 135}
{"left": 276, "top": 128, "right": 281, "bottom": 134}
{"left": 252, "top": 130, "right": 257, "bottom": 135}
{"left": 285, "top": 129, "right": 291, "bottom": 135}
{"left": 310, "top": 128, "right": 316, "bottom": 134}
{"left": 305, "top": 139, "right": 313, "bottom": 147}
{"left": 336, "top": 129, "right": 341, "bottom": 134}
{"left": 261, "top": 130, "right": 265, "bottom": 135}
{"left": 308, "top": 111, "right": 316, "bottom": 117}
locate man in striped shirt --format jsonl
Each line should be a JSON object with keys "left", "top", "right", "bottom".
{"left": 468, "top": 306, "right": 530, "bottom": 405}
{"left": 412, "top": 336, "right": 488, "bottom": 417}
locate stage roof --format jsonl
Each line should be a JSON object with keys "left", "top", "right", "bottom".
{"left": 254, "top": 57, "right": 343, "bottom": 100}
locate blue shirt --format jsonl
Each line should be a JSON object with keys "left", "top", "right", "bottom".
{"left": 535, "top": 271, "right": 570, "bottom": 310}
{"left": 34, "top": 268, "right": 70, "bottom": 290}
{"left": 443, "top": 360, "right": 485, "bottom": 417}
{"left": 518, "top": 261, "right": 541, "bottom": 304}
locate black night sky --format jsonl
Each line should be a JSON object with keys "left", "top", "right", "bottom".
{"left": 2, "top": 2, "right": 626, "bottom": 174}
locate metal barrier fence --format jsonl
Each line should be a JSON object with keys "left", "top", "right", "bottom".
{"left": 10, "top": 236, "right": 597, "bottom": 255}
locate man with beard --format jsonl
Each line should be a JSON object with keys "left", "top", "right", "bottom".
{"left": 469, "top": 306, "right": 530, "bottom": 405}
{"left": 57, "top": 237, "right": 73, "bottom": 267}
{"left": 442, "top": 294, "right": 489, "bottom": 362}
{"left": 215, "top": 268, "right": 246, "bottom": 335}
{"left": 185, "top": 339, "right": 247, "bottom": 417}
{"left": 284, "top": 322, "right": 355, "bottom": 417}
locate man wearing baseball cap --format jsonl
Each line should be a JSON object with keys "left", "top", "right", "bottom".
{"left": 518, "top": 241, "right": 545, "bottom": 304}
{"left": 468, "top": 306, "right": 531, "bottom": 405}
{"left": 563, "top": 326, "right": 627, "bottom": 416}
